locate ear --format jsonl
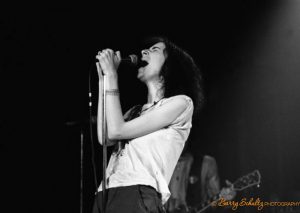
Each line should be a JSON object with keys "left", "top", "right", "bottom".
{"left": 159, "top": 75, "right": 165, "bottom": 83}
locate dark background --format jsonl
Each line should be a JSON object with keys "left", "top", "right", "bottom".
{"left": 1, "top": 1, "right": 300, "bottom": 212}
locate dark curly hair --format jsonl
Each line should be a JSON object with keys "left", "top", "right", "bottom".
{"left": 140, "top": 36, "right": 204, "bottom": 118}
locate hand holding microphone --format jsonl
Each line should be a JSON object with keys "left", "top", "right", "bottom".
{"left": 96, "top": 49, "right": 144, "bottom": 74}
{"left": 96, "top": 49, "right": 121, "bottom": 77}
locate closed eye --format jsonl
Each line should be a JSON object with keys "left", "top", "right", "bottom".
{"left": 150, "top": 46, "right": 160, "bottom": 51}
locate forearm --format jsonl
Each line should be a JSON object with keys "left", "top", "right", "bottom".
{"left": 97, "top": 76, "right": 117, "bottom": 146}
{"left": 105, "top": 74, "right": 125, "bottom": 139}
{"left": 97, "top": 77, "right": 104, "bottom": 144}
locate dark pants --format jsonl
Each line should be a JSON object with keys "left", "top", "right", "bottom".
{"left": 92, "top": 185, "right": 166, "bottom": 213}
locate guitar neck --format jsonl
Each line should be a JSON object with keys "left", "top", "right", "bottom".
{"left": 197, "top": 193, "right": 221, "bottom": 209}
{"left": 193, "top": 170, "right": 261, "bottom": 213}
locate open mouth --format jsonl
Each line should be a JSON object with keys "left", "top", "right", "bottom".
{"left": 138, "top": 60, "right": 149, "bottom": 68}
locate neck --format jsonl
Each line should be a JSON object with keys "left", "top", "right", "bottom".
{"left": 146, "top": 81, "right": 164, "bottom": 104}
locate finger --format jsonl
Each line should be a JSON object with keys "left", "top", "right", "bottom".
{"left": 102, "top": 49, "right": 112, "bottom": 56}
{"left": 96, "top": 62, "right": 101, "bottom": 72}
{"left": 107, "top": 49, "right": 115, "bottom": 59}
{"left": 96, "top": 62, "right": 104, "bottom": 77}
{"left": 101, "top": 49, "right": 107, "bottom": 56}
{"left": 98, "top": 51, "right": 109, "bottom": 62}
{"left": 106, "top": 48, "right": 114, "bottom": 54}
{"left": 103, "top": 50, "right": 113, "bottom": 61}
{"left": 96, "top": 54, "right": 104, "bottom": 62}
{"left": 97, "top": 49, "right": 104, "bottom": 56}
{"left": 98, "top": 50, "right": 105, "bottom": 56}
{"left": 115, "top": 51, "right": 121, "bottom": 61}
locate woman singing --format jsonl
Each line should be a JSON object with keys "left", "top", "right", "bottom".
{"left": 93, "top": 36, "right": 203, "bottom": 213}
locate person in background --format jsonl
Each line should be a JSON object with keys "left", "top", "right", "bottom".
{"left": 188, "top": 154, "right": 237, "bottom": 213}
{"left": 165, "top": 153, "right": 236, "bottom": 213}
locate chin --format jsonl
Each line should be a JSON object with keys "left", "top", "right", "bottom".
{"left": 138, "top": 66, "right": 145, "bottom": 72}
{"left": 137, "top": 68, "right": 144, "bottom": 79}
{"left": 137, "top": 74, "right": 145, "bottom": 82}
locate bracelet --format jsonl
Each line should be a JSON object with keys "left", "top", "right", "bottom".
{"left": 106, "top": 89, "right": 119, "bottom": 96}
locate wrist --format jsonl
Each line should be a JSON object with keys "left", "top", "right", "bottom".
{"left": 106, "top": 71, "right": 118, "bottom": 78}
{"left": 104, "top": 74, "right": 119, "bottom": 90}
{"left": 106, "top": 89, "right": 119, "bottom": 96}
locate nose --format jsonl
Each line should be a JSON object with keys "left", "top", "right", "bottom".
{"left": 141, "top": 49, "right": 149, "bottom": 56}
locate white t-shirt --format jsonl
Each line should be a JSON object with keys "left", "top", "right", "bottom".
{"left": 98, "top": 95, "right": 194, "bottom": 204}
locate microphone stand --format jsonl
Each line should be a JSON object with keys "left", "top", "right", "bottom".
{"left": 67, "top": 59, "right": 107, "bottom": 213}
{"left": 96, "top": 62, "right": 108, "bottom": 213}
{"left": 64, "top": 120, "right": 85, "bottom": 213}
{"left": 80, "top": 129, "right": 84, "bottom": 213}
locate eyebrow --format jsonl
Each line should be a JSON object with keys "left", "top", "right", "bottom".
{"left": 151, "top": 46, "right": 161, "bottom": 50}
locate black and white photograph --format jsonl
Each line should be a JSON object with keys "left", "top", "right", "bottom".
{"left": 1, "top": 1, "right": 300, "bottom": 212}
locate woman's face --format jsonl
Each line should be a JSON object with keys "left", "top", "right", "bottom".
{"left": 138, "top": 42, "right": 167, "bottom": 83}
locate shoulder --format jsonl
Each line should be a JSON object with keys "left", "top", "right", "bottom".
{"left": 202, "top": 155, "right": 218, "bottom": 172}
{"left": 203, "top": 155, "right": 217, "bottom": 165}
{"left": 162, "top": 95, "right": 193, "bottom": 109}
{"left": 160, "top": 95, "right": 194, "bottom": 123}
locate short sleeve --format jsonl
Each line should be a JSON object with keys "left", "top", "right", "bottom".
{"left": 172, "top": 95, "right": 194, "bottom": 125}
{"left": 160, "top": 95, "right": 194, "bottom": 126}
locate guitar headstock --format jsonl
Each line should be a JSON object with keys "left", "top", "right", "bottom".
{"left": 194, "top": 170, "right": 262, "bottom": 213}
{"left": 232, "top": 170, "right": 261, "bottom": 191}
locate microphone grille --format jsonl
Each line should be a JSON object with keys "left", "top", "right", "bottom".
{"left": 129, "top": 54, "right": 138, "bottom": 65}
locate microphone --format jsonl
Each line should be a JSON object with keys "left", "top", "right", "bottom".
{"left": 121, "top": 54, "right": 139, "bottom": 66}
{"left": 96, "top": 54, "right": 148, "bottom": 67}
{"left": 121, "top": 54, "right": 148, "bottom": 67}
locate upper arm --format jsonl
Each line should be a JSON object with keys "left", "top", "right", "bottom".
{"left": 110, "top": 96, "right": 191, "bottom": 140}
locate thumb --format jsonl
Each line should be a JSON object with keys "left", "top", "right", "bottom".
{"left": 115, "top": 51, "right": 121, "bottom": 61}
